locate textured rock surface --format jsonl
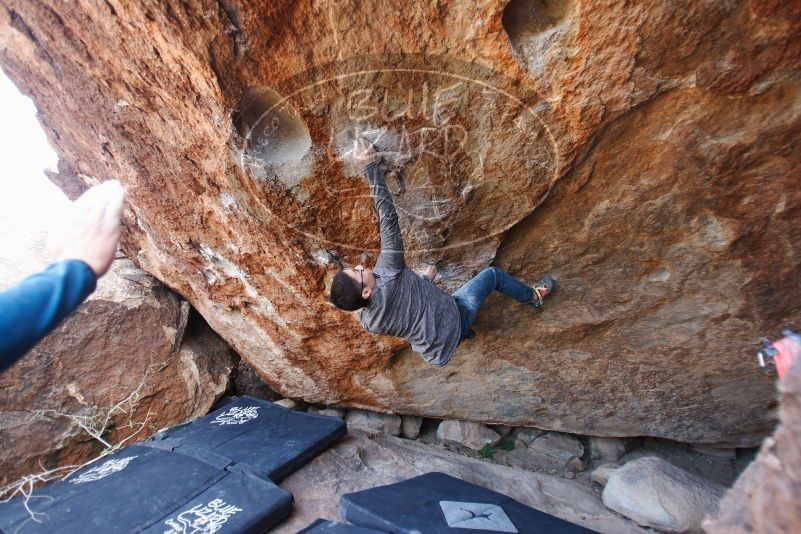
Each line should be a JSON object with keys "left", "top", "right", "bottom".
{"left": 504, "top": 430, "right": 586, "bottom": 472}
{"left": 704, "top": 358, "right": 801, "bottom": 534}
{"left": 401, "top": 415, "right": 424, "bottom": 439}
{"left": 345, "top": 409, "right": 402, "bottom": 436}
{"left": 274, "top": 398, "right": 305, "bottom": 411}
{"left": 276, "top": 431, "right": 650, "bottom": 534}
{"left": 603, "top": 456, "right": 726, "bottom": 533}
{"left": 0, "top": 1, "right": 799, "bottom": 444}
{"left": 591, "top": 463, "right": 619, "bottom": 486}
{"left": 0, "top": 226, "right": 236, "bottom": 485}
{"left": 437, "top": 420, "right": 501, "bottom": 450}
{"left": 590, "top": 437, "right": 632, "bottom": 462}
{"left": 308, "top": 406, "right": 346, "bottom": 419}
{"left": 491, "top": 424, "right": 514, "bottom": 439}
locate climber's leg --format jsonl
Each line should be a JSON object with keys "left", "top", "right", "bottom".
{"left": 452, "top": 267, "right": 543, "bottom": 340}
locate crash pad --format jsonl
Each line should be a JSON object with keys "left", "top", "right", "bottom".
{"left": 145, "top": 395, "right": 347, "bottom": 482}
{"left": 339, "top": 472, "right": 597, "bottom": 533}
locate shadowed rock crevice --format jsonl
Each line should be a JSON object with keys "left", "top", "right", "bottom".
{"left": 239, "top": 86, "right": 311, "bottom": 165}
{"left": 502, "top": 0, "right": 576, "bottom": 80}
{"left": 502, "top": 0, "right": 574, "bottom": 41}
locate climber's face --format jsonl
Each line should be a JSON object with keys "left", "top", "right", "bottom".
{"left": 344, "top": 265, "right": 376, "bottom": 299}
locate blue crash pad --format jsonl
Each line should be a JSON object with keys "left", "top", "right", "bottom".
{"left": 0, "top": 445, "right": 292, "bottom": 534}
{"left": 297, "top": 519, "right": 384, "bottom": 533}
{"left": 145, "top": 395, "right": 347, "bottom": 482}
{"left": 340, "top": 472, "right": 598, "bottom": 533}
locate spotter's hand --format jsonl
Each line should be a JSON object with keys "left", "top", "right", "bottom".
{"left": 353, "top": 138, "right": 379, "bottom": 169}
{"left": 422, "top": 264, "right": 438, "bottom": 280}
{"left": 48, "top": 180, "right": 126, "bottom": 277}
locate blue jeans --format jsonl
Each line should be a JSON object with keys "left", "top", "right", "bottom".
{"left": 452, "top": 267, "right": 534, "bottom": 341}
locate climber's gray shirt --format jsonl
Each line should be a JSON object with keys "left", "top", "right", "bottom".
{"left": 358, "top": 161, "right": 462, "bottom": 367}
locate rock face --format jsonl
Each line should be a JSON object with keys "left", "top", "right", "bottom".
{"left": 602, "top": 456, "right": 726, "bottom": 533}
{"left": 704, "top": 358, "right": 801, "bottom": 534}
{"left": 0, "top": 1, "right": 799, "bottom": 445}
{"left": 0, "top": 243, "right": 236, "bottom": 486}
{"left": 276, "top": 431, "right": 650, "bottom": 534}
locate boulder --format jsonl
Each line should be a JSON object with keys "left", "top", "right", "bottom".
{"left": 501, "top": 431, "right": 585, "bottom": 472}
{"left": 529, "top": 432, "right": 584, "bottom": 460}
{"left": 401, "top": 415, "right": 424, "bottom": 440}
{"left": 0, "top": 247, "right": 236, "bottom": 486}
{"left": 1, "top": 1, "right": 799, "bottom": 445}
{"left": 602, "top": 456, "right": 726, "bottom": 532}
{"left": 591, "top": 463, "right": 619, "bottom": 486}
{"left": 704, "top": 357, "right": 801, "bottom": 534}
{"left": 345, "top": 410, "right": 402, "bottom": 436}
{"left": 437, "top": 420, "right": 501, "bottom": 450}
{"left": 275, "top": 431, "right": 650, "bottom": 534}
{"left": 589, "top": 437, "right": 632, "bottom": 462}
{"left": 516, "top": 427, "right": 546, "bottom": 445}
{"left": 308, "top": 406, "right": 346, "bottom": 419}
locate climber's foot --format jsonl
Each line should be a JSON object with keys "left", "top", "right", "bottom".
{"left": 530, "top": 276, "right": 555, "bottom": 308}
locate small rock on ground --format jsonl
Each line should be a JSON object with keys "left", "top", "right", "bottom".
{"left": 275, "top": 398, "right": 304, "bottom": 411}
{"left": 437, "top": 420, "right": 501, "bottom": 450}
{"left": 531, "top": 432, "right": 585, "bottom": 471}
{"left": 401, "top": 416, "right": 424, "bottom": 439}
{"left": 516, "top": 427, "right": 546, "bottom": 445}
{"left": 345, "top": 410, "right": 402, "bottom": 436}
{"left": 589, "top": 436, "right": 632, "bottom": 462}
{"left": 602, "top": 456, "right": 726, "bottom": 533}
{"left": 591, "top": 463, "right": 620, "bottom": 485}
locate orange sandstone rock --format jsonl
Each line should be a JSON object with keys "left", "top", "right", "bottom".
{"left": 0, "top": 0, "right": 798, "bottom": 446}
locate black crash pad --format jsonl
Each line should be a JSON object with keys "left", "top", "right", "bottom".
{"left": 145, "top": 395, "right": 347, "bottom": 482}
{"left": 340, "top": 472, "right": 598, "bottom": 534}
{"left": 297, "top": 518, "right": 384, "bottom": 533}
{"left": 0, "top": 445, "right": 292, "bottom": 534}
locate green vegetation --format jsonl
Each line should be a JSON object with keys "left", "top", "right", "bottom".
{"left": 478, "top": 445, "right": 495, "bottom": 458}
{"left": 499, "top": 438, "right": 515, "bottom": 451}
{"left": 478, "top": 439, "right": 516, "bottom": 459}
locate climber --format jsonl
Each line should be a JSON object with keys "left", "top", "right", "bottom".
{"left": 329, "top": 138, "right": 555, "bottom": 366}
{"left": 0, "top": 180, "right": 126, "bottom": 373}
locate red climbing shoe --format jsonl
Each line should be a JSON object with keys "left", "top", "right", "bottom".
{"left": 530, "top": 276, "right": 555, "bottom": 308}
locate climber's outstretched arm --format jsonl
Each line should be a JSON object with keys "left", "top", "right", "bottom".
{"left": 0, "top": 180, "right": 125, "bottom": 373}
{"left": 355, "top": 139, "right": 405, "bottom": 271}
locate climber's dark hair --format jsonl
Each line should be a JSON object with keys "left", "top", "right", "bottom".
{"left": 330, "top": 270, "right": 369, "bottom": 311}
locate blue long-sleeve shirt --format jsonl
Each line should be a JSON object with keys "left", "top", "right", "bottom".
{"left": 0, "top": 259, "right": 97, "bottom": 372}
